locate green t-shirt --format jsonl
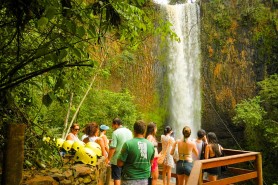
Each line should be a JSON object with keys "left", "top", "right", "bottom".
{"left": 110, "top": 127, "right": 133, "bottom": 165}
{"left": 118, "top": 138, "right": 155, "bottom": 180}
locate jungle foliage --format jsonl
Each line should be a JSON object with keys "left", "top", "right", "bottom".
{"left": 0, "top": 0, "right": 174, "bottom": 170}
{"left": 233, "top": 74, "right": 278, "bottom": 183}
{"left": 0, "top": 0, "right": 277, "bottom": 183}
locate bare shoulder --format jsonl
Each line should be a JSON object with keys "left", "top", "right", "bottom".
{"left": 97, "top": 137, "right": 104, "bottom": 143}
{"left": 189, "top": 140, "right": 197, "bottom": 146}
{"left": 66, "top": 134, "right": 73, "bottom": 140}
{"left": 191, "top": 140, "right": 197, "bottom": 145}
{"left": 176, "top": 139, "right": 185, "bottom": 146}
{"left": 147, "top": 135, "right": 153, "bottom": 140}
{"left": 101, "top": 135, "right": 108, "bottom": 139}
{"left": 205, "top": 144, "right": 211, "bottom": 149}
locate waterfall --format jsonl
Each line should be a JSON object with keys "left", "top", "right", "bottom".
{"left": 156, "top": 1, "right": 201, "bottom": 139}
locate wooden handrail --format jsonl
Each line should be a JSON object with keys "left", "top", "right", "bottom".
{"left": 220, "top": 148, "right": 252, "bottom": 155}
{"left": 187, "top": 149, "right": 263, "bottom": 185}
{"left": 201, "top": 152, "right": 257, "bottom": 169}
{"left": 157, "top": 143, "right": 263, "bottom": 185}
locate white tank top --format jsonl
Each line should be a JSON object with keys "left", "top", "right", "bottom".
{"left": 68, "top": 133, "right": 79, "bottom": 141}
{"left": 89, "top": 136, "right": 99, "bottom": 142}
{"left": 193, "top": 139, "right": 203, "bottom": 161}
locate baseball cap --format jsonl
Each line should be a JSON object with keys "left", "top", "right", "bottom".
{"left": 100, "top": 124, "right": 109, "bottom": 130}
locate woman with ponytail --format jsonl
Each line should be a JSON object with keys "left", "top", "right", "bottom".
{"left": 170, "top": 126, "right": 198, "bottom": 185}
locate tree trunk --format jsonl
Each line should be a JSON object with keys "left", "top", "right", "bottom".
{"left": 2, "top": 124, "right": 26, "bottom": 185}
{"left": 62, "top": 92, "right": 74, "bottom": 139}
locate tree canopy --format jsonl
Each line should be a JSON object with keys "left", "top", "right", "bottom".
{"left": 0, "top": 0, "right": 175, "bottom": 170}
{"left": 0, "top": 0, "right": 159, "bottom": 91}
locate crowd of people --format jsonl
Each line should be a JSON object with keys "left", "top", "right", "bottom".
{"left": 64, "top": 119, "right": 224, "bottom": 185}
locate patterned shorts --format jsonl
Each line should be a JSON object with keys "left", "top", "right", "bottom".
{"left": 121, "top": 179, "right": 148, "bottom": 185}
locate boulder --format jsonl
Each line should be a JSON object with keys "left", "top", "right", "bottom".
{"left": 25, "top": 175, "right": 58, "bottom": 185}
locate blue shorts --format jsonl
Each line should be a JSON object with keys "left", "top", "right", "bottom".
{"left": 176, "top": 160, "right": 193, "bottom": 176}
{"left": 111, "top": 164, "right": 122, "bottom": 180}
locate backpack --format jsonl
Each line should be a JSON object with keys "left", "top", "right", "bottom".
{"left": 200, "top": 141, "right": 206, "bottom": 160}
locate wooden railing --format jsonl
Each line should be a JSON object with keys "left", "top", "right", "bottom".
{"left": 187, "top": 149, "right": 263, "bottom": 185}
{"left": 157, "top": 142, "right": 263, "bottom": 185}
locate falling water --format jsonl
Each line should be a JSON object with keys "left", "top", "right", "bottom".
{"left": 156, "top": 0, "right": 201, "bottom": 139}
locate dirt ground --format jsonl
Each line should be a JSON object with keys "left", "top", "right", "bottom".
{"left": 109, "top": 178, "right": 176, "bottom": 185}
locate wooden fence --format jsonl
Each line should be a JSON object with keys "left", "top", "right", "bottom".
{"left": 158, "top": 142, "right": 263, "bottom": 185}
{"left": 187, "top": 149, "right": 263, "bottom": 185}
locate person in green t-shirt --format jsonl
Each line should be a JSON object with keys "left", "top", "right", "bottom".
{"left": 117, "top": 120, "right": 155, "bottom": 185}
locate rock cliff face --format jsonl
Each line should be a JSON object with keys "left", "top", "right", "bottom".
{"left": 199, "top": 1, "right": 276, "bottom": 148}
{"left": 100, "top": 0, "right": 276, "bottom": 149}
{"left": 199, "top": 0, "right": 260, "bottom": 148}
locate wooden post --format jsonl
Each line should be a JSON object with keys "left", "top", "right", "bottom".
{"left": 198, "top": 167, "right": 203, "bottom": 185}
{"left": 255, "top": 153, "right": 263, "bottom": 185}
{"left": 2, "top": 124, "right": 26, "bottom": 185}
{"left": 187, "top": 160, "right": 202, "bottom": 185}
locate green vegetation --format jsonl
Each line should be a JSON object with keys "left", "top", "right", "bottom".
{"left": 233, "top": 74, "right": 278, "bottom": 183}
{"left": 79, "top": 89, "right": 140, "bottom": 132}
{"left": 0, "top": 0, "right": 277, "bottom": 183}
{"left": 0, "top": 0, "right": 174, "bottom": 171}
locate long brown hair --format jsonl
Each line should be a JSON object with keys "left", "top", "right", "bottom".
{"left": 207, "top": 132, "right": 221, "bottom": 157}
{"left": 145, "top": 122, "right": 157, "bottom": 138}
{"left": 85, "top": 122, "right": 99, "bottom": 137}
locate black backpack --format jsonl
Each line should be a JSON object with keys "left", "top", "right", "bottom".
{"left": 200, "top": 141, "right": 206, "bottom": 160}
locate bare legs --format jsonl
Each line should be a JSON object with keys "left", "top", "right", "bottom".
{"left": 162, "top": 165, "right": 166, "bottom": 185}
{"left": 177, "top": 174, "right": 189, "bottom": 185}
{"left": 152, "top": 167, "right": 159, "bottom": 185}
{"left": 114, "top": 179, "right": 121, "bottom": 185}
{"left": 184, "top": 175, "right": 189, "bottom": 185}
{"left": 208, "top": 174, "right": 218, "bottom": 181}
{"left": 177, "top": 174, "right": 185, "bottom": 185}
{"left": 162, "top": 165, "right": 172, "bottom": 185}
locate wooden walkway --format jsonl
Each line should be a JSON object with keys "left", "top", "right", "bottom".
{"left": 156, "top": 179, "right": 176, "bottom": 185}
